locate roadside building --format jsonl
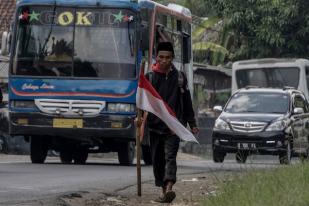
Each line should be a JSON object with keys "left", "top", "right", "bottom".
{"left": 0, "top": 0, "right": 15, "bottom": 102}
{"left": 193, "top": 63, "right": 231, "bottom": 145}
{"left": 0, "top": 0, "right": 16, "bottom": 46}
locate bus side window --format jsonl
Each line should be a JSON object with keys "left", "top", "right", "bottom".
{"left": 183, "top": 35, "right": 191, "bottom": 64}
{"left": 172, "top": 34, "right": 182, "bottom": 61}
{"left": 140, "top": 8, "right": 150, "bottom": 52}
{"left": 140, "top": 24, "right": 149, "bottom": 51}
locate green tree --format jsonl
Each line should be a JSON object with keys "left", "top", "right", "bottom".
{"left": 206, "top": 0, "right": 309, "bottom": 60}
{"left": 155, "top": 0, "right": 230, "bottom": 65}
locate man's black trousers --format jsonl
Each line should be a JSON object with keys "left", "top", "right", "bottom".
{"left": 149, "top": 131, "right": 180, "bottom": 187}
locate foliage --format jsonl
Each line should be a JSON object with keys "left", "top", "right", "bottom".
{"left": 202, "top": 163, "right": 309, "bottom": 206}
{"left": 154, "top": 0, "right": 231, "bottom": 65}
{"left": 205, "top": 0, "right": 309, "bottom": 60}
{"left": 193, "top": 17, "right": 221, "bottom": 39}
{"left": 193, "top": 42, "right": 228, "bottom": 65}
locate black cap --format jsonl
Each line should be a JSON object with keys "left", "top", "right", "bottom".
{"left": 157, "top": 42, "right": 174, "bottom": 56}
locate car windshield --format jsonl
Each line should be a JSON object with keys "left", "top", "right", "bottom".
{"left": 12, "top": 6, "right": 136, "bottom": 79}
{"left": 225, "top": 92, "right": 290, "bottom": 114}
{"left": 236, "top": 67, "right": 299, "bottom": 88}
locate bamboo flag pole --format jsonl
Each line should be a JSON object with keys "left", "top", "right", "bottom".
{"left": 136, "top": 59, "right": 146, "bottom": 196}
{"left": 136, "top": 108, "right": 142, "bottom": 197}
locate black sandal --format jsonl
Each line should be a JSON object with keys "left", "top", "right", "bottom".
{"left": 154, "top": 196, "right": 166, "bottom": 203}
{"left": 163, "top": 190, "right": 176, "bottom": 203}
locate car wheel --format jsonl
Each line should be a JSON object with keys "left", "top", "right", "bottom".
{"left": 279, "top": 140, "right": 291, "bottom": 165}
{"left": 236, "top": 151, "right": 248, "bottom": 163}
{"left": 213, "top": 148, "right": 225, "bottom": 163}
{"left": 60, "top": 151, "right": 73, "bottom": 164}
{"left": 141, "top": 145, "right": 152, "bottom": 165}
{"left": 30, "top": 136, "right": 48, "bottom": 164}
{"left": 118, "top": 142, "right": 135, "bottom": 166}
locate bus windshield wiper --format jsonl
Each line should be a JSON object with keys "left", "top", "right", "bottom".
{"left": 40, "top": 5, "right": 56, "bottom": 58}
{"left": 127, "top": 21, "right": 134, "bottom": 57}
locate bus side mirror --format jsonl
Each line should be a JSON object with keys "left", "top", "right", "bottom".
{"left": 140, "top": 26, "right": 149, "bottom": 51}
{"left": 1, "top": 31, "right": 10, "bottom": 55}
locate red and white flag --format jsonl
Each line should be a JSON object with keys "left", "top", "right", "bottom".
{"left": 136, "top": 71, "right": 198, "bottom": 143}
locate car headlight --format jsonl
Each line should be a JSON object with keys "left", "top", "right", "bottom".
{"left": 266, "top": 120, "right": 288, "bottom": 131}
{"left": 11, "top": 100, "right": 36, "bottom": 108}
{"left": 214, "top": 118, "right": 230, "bottom": 131}
{"left": 107, "top": 103, "right": 136, "bottom": 113}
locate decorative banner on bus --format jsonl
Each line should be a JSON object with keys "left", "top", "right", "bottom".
{"left": 19, "top": 7, "right": 135, "bottom": 26}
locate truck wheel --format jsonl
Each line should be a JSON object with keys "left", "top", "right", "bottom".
{"left": 118, "top": 142, "right": 135, "bottom": 166}
{"left": 279, "top": 140, "right": 291, "bottom": 164}
{"left": 236, "top": 151, "right": 248, "bottom": 163}
{"left": 73, "top": 149, "right": 88, "bottom": 164}
{"left": 141, "top": 145, "right": 152, "bottom": 165}
{"left": 213, "top": 148, "right": 225, "bottom": 163}
{"left": 60, "top": 151, "right": 73, "bottom": 164}
{"left": 30, "top": 136, "right": 48, "bottom": 164}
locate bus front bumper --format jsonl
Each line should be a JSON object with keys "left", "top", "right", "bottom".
{"left": 9, "top": 112, "right": 136, "bottom": 140}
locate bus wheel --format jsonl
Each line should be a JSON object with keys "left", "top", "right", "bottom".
{"left": 141, "top": 145, "right": 152, "bottom": 165}
{"left": 30, "top": 136, "right": 48, "bottom": 164}
{"left": 118, "top": 142, "right": 135, "bottom": 166}
{"left": 73, "top": 149, "right": 88, "bottom": 164}
{"left": 60, "top": 151, "right": 73, "bottom": 164}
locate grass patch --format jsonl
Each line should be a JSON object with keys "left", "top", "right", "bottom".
{"left": 202, "top": 163, "right": 309, "bottom": 206}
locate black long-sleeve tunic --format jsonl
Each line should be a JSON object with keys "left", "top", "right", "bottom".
{"left": 145, "top": 65, "right": 197, "bottom": 134}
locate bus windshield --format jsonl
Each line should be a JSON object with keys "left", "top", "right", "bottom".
{"left": 236, "top": 67, "right": 300, "bottom": 89}
{"left": 13, "top": 6, "right": 136, "bottom": 79}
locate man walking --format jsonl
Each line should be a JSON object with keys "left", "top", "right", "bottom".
{"left": 145, "top": 42, "right": 199, "bottom": 203}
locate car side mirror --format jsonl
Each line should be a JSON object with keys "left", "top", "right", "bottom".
{"left": 293, "top": 107, "right": 304, "bottom": 115}
{"left": 213, "top": 105, "right": 223, "bottom": 113}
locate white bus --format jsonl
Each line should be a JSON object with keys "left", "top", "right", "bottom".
{"left": 232, "top": 58, "right": 309, "bottom": 99}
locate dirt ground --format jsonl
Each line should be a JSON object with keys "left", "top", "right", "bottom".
{"left": 58, "top": 153, "right": 228, "bottom": 206}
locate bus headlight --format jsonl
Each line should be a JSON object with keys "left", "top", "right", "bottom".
{"left": 107, "top": 103, "right": 136, "bottom": 113}
{"left": 11, "top": 100, "right": 36, "bottom": 109}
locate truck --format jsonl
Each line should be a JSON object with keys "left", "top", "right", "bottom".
{"left": 232, "top": 58, "right": 309, "bottom": 100}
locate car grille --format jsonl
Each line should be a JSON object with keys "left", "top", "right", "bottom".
{"left": 230, "top": 121, "right": 267, "bottom": 133}
{"left": 35, "top": 99, "right": 106, "bottom": 117}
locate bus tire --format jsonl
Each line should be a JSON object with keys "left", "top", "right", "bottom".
{"left": 0, "top": 135, "right": 10, "bottom": 154}
{"left": 60, "top": 151, "right": 73, "bottom": 164}
{"left": 30, "top": 136, "right": 48, "bottom": 164}
{"left": 73, "top": 149, "right": 88, "bottom": 164}
{"left": 118, "top": 142, "right": 135, "bottom": 166}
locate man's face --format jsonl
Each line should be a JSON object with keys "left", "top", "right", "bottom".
{"left": 156, "top": 50, "right": 173, "bottom": 71}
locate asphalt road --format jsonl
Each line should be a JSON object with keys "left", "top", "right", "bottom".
{"left": 0, "top": 154, "right": 282, "bottom": 206}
